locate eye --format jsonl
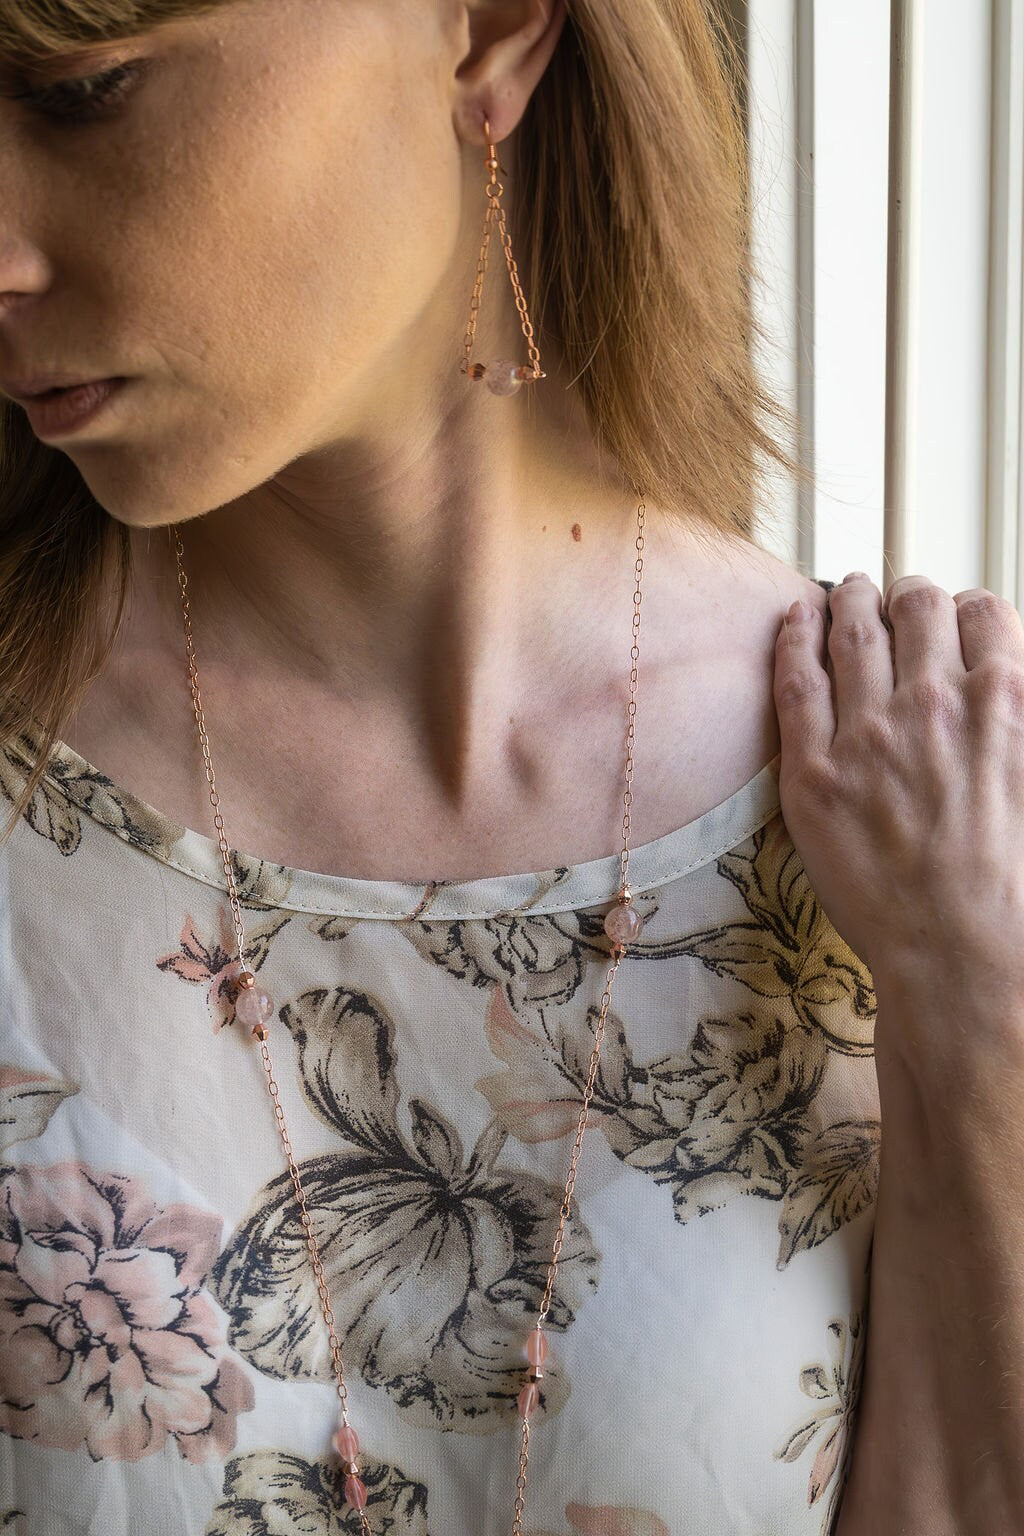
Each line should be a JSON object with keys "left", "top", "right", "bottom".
{"left": 11, "top": 59, "right": 149, "bottom": 124}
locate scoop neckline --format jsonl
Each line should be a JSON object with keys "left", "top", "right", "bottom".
{"left": 35, "top": 736, "right": 784, "bottom": 922}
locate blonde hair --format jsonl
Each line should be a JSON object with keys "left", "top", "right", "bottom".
{"left": 0, "top": 0, "right": 808, "bottom": 843}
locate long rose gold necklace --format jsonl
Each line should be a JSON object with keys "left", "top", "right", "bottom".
{"left": 171, "top": 496, "right": 646, "bottom": 1533}
{"left": 169, "top": 112, "right": 648, "bottom": 1535}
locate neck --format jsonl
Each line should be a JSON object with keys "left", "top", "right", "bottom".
{"left": 163, "top": 432, "right": 639, "bottom": 703}
{"left": 113, "top": 360, "right": 691, "bottom": 805}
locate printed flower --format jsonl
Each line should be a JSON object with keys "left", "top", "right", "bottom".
{"left": 475, "top": 987, "right": 634, "bottom": 1144}
{"left": 477, "top": 987, "right": 879, "bottom": 1265}
{"left": 2, "top": 727, "right": 298, "bottom": 901}
{"left": 399, "top": 900, "right": 655, "bottom": 1019}
{"left": 212, "top": 984, "right": 600, "bottom": 1432}
{"left": 0, "top": 1162, "right": 254, "bottom": 1462}
{"left": 206, "top": 1447, "right": 428, "bottom": 1534}
{"left": 775, "top": 1118, "right": 880, "bottom": 1269}
{"left": 309, "top": 913, "right": 356, "bottom": 944}
{"left": 618, "top": 1010, "right": 829, "bottom": 1218}
{"left": 0, "top": 729, "right": 178, "bottom": 860}
{"left": 157, "top": 909, "right": 291, "bottom": 1031}
{"left": 0, "top": 1068, "right": 77, "bottom": 1156}
{"left": 222, "top": 852, "right": 297, "bottom": 912}
{"left": 536, "top": 1508, "right": 670, "bottom": 1536}
{"left": 776, "top": 1302, "right": 867, "bottom": 1535}
{"left": 641, "top": 818, "right": 877, "bottom": 1055}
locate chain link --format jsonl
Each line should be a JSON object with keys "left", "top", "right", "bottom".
{"left": 620, "top": 501, "right": 647, "bottom": 894}
{"left": 460, "top": 118, "right": 543, "bottom": 380}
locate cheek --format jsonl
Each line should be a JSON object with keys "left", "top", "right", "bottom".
{"left": 228, "top": 107, "right": 455, "bottom": 391}
{"left": 174, "top": 105, "right": 456, "bottom": 434}
{"left": 73, "top": 61, "right": 459, "bottom": 526}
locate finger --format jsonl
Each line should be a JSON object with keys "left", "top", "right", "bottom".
{"left": 952, "top": 587, "right": 1024, "bottom": 672}
{"left": 773, "top": 593, "right": 834, "bottom": 758}
{"left": 826, "top": 573, "right": 893, "bottom": 723}
{"left": 880, "top": 575, "right": 964, "bottom": 686}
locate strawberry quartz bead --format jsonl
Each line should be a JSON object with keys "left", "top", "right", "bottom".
{"left": 334, "top": 1425, "right": 359, "bottom": 1461}
{"left": 344, "top": 1474, "right": 368, "bottom": 1511}
{"left": 518, "top": 1327, "right": 548, "bottom": 1416}
{"left": 524, "top": 1330, "right": 548, "bottom": 1367}
{"left": 484, "top": 359, "right": 524, "bottom": 396}
{"left": 604, "top": 896, "right": 644, "bottom": 945}
{"left": 234, "top": 972, "right": 273, "bottom": 1032}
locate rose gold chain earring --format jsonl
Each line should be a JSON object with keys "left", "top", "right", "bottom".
{"left": 460, "top": 114, "right": 546, "bottom": 396}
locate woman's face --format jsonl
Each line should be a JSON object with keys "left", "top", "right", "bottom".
{"left": 0, "top": 0, "right": 556, "bottom": 527}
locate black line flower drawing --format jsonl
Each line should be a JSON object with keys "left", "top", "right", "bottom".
{"left": 0, "top": 732, "right": 175, "bottom": 861}
{"left": 683, "top": 818, "right": 877, "bottom": 1055}
{"left": 211, "top": 984, "right": 601, "bottom": 1432}
{"left": 476, "top": 979, "right": 879, "bottom": 1265}
{"left": 400, "top": 903, "right": 635, "bottom": 1017}
{"left": 206, "top": 1447, "right": 428, "bottom": 1535}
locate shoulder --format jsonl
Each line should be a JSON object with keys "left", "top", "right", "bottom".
{"left": 640, "top": 515, "right": 834, "bottom": 671}
{"left": 633, "top": 525, "right": 833, "bottom": 819}
{"left": 673, "top": 526, "right": 831, "bottom": 646}
{"left": 723, "top": 535, "right": 834, "bottom": 615}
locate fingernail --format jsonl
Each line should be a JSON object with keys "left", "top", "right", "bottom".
{"left": 788, "top": 599, "right": 812, "bottom": 620}
{"left": 842, "top": 571, "right": 870, "bottom": 583}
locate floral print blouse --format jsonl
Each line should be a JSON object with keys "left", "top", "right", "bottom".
{"left": 0, "top": 579, "right": 881, "bottom": 1536}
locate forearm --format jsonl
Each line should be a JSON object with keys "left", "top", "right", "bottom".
{"left": 836, "top": 957, "right": 1024, "bottom": 1535}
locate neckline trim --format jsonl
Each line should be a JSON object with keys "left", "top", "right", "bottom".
{"left": 32, "top": 738, "right": 783, "bottom": 921}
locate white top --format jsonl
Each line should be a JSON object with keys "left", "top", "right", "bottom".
{"left": 0, "top": 690, "right": 878, "bottom": 1536}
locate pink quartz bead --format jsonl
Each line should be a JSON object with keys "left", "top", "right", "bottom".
{"left": 235, "top": 985, "right": 273, "bottom": 1029}
{"left": 334, "top": 1424, "right": 359, "bottom": 1461}
{"left": 485, "top": 359, "right": 524, "bottom": 396}
{"left": 344, "top": 1474, "right": 368, "bottom": 1511}
{"left": 525, "top": 1330, "right": 548, "bottom": 1367}
{"left": 517, "top": 1381, "right": 540, "bottom": 1419}
{"left": 604, "top": 902, "right": 644, "bottom": 945}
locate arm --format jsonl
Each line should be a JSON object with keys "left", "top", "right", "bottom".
{"left": 771, "top": 573, "right": 1024, "bottom": 1534}
{"left": 836, "top": 956, "right": 1024, "bottom": 1535}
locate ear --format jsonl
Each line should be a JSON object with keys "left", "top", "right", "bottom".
{"left": 452, "top": 0, "right": 569, "bottom": 145}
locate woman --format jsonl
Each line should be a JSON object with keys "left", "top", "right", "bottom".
{"left": 1, "top": 3, "right": 1021, "bottom": 1534}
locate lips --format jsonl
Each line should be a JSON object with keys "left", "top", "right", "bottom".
{"left": 32, "top": 385, "right": 81, "bottom": 402}
{"left": 1, "top": 375, "right": 115, "bottom": 403}
{"left": 20, "top": 378, "right": 126, "bottom": 438}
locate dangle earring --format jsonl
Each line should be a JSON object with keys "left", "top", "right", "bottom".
{"left": 460, "top": 115, "right": 546, "bottom": 396}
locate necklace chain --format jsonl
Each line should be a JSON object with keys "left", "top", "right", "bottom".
{"left": 172, "top": 490, "right": 646, "bottom": 1534}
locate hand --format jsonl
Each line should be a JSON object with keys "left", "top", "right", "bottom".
{"left": 772, "top": 572, "right": 1024, "bottom": 987}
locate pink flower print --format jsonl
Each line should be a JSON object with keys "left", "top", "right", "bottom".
{"left": 0, "top": 1162, "right": 254, "bottom": 1462}
{"left": 156, "top": 909, "right": 287, "bottom": 1032}
{"left": 776, "top": 1309, "right": 866, "bottom": 1534}
{"left": 475, "top": 987, "right": 623, "bottom": 1143}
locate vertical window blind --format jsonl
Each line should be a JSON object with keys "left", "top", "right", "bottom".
{"left": 740, "top": 0, "right": 1024, "bottom": 605}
